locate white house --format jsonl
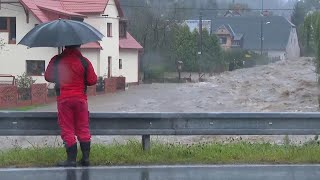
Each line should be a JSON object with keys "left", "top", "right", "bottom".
{"left": 0, "top": 0, "right": 143, "bottom": 85}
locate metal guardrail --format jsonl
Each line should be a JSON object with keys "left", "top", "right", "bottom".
{"left": 0, "top": 112, "right": 320, "bottom": 150}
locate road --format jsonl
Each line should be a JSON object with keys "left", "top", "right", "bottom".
{"left": 0, "top": 165, "right": 320, "bottom": 180}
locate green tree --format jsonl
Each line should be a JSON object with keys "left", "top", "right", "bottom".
{"left": 291, "top": 0, "right": 320, "bottom": 55}
{"left": 291, "top": 1, "right": 306, "bottom": 27}
{"left": 172, "top": 26, "right": 197, "bottom": 72}
{"left": 300, "top": 12, "right": 320, "bottom": 56}
{"left": 301, "top": 12, "right": 320, "bottom": 107}
{"left": 303, "top": 14, "right": 314, "bottom": 55}
{"left": 171, "top": 27, "right": 224, "bottom": 75}
{"left": 200, "top": 29, "right": 224, "bottom": 74}
{"left": 228, "top": 3, "right": 251, "bottom": 13}
{"left": 313, "top": 13, "right": 320, "bottom": 108}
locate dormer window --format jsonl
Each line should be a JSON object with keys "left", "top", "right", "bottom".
{"left": 119, "top": 19, "right": 127, "bottom": 38}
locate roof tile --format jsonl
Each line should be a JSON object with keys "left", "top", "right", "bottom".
{"left": 81, "top": 42, "right": 102, "bottom": 49}
{"left": 61, "top": 0, "right": 107, "bottom": 13}
{"left": 120, "top": 32, "right": 143, "bottom": 50}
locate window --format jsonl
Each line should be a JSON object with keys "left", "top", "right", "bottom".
{"left": 232, "top": 41, "right": 240, "bottom": 46}
{"left": 219, "top": 37, "right": 227, "bottom": 44}
{"left": 0, "top": 17, "right": 7, "bottom": 31}
{"left": 0, "top": 17, "right": 16, "bottom": 44}
{"left": 119, "top": 59, "right": 122, "bottom": 69}
{"left": 26, "top": 60, "right": 45, "bottom": 76}
{"left": 107, "top": 23, "right": 112, "bottom": 37}
{"left": 119, "top": 20, "right": 127, "bottom": 38}
{"left": 9, "top": 18, "right": 16, "bottom": 44}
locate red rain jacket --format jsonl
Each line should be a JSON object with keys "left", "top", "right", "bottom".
{"left": 45, "top": 48, "right": 97, "bottom": 100}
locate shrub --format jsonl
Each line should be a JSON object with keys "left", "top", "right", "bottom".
{"left": 16, "top": 73, "right": 36, "bottom": 100}
{"left": 96, "top": 76, "right": 105, "bottom": 92}
{"left": 144, "top": 66, "right": 165, "bottom": 80}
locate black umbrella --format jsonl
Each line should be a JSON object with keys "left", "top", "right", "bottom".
{"left": 18, "top": 19, "right": 104, "bottom": 48}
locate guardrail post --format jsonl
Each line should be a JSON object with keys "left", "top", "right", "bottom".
{"left": 142, "top": 135, "right": 151, "bottom": 151}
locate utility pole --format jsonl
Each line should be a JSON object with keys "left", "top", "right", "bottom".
{"left": 260, "top": 20, "right": 263, "bottom": 55}
{"left": 260, "top": 0, "right": 264, "bottom": 55}
{"left": 199, "top": 12, "right": 203, "bottom": 56}
{"left": 198, "top": 11, "right": 203, "bottom": 79}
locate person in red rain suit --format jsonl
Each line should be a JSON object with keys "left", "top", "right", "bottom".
{"left": 45, "top": 45, "right": 97, "bottom": 167}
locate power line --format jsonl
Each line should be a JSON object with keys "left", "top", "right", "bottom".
{"left": 0, "top": 2, "right": 298, "bottom": 15}
{"left": 57, "top": 1, "right": 300, "bottom": 11}
{"left": 1, "top": 1, "right": 297, "bottom": 11}
{"left": 57, "top": 0, "right": 298, "bottom": 11}
{"left": 58, "top": 0, "right": 296, "bottom": 11}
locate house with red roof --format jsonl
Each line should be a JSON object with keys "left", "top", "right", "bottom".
{"left": 0, "top": 0, "right": 143, "bottom": 84}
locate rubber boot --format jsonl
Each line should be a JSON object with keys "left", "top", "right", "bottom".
{"left": 79, "top": 142, "right": 91, "bottom": 166}
{"left": 57, "top": 143, "right": 77, "bottom": 167}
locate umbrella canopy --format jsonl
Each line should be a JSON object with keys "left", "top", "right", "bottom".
{"left": 18, "top": 19, "right": 104, "bottom": 48}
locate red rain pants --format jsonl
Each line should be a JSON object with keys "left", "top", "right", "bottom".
{"left": 57, "top": 97, "right": 91, "bottom": 147}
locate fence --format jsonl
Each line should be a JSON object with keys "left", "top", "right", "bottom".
{"left": 0, "top": 77, "right": 126, "bottom": 109}
{"left": 0, "top": 112, "right": 320, "bottom": 150}
{"left": 0, "top": 75, "right": 15, "bottom": 86}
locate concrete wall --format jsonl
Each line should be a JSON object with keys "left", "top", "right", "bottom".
{"left": 252, "top": 50, "right": 286, "bottom": 61}
{"left": 286, "top": 27, "right": 300, "bottom": 59}
{"left": 268, "top": 51, "right": 286, "bottom": 60}
{"left": 119, "top": 49, "right": 139, "bottom": 83}
{"left": 81, "top": 49, "right": 100, "bottom": 76}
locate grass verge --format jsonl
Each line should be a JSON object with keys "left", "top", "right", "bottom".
{"left": 0, "top": 105, "right": 47, "bottom": 111}
{"left": 11, "top": 105, "right": 42, "bottom": 111}
{"left": 1, "top": 141, "right": 320, "bottom": 168}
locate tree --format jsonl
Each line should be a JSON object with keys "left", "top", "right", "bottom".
{"left": 300, "top": 12, "right": 320, "bottom": 107}
{"left": 124, "top": 0, "right": 221, "bottom": 79}
{"left": 171, "top": 26, "right": 224, "bottom": 75}
{"left": 291, "top": 0, "right": 320, "bottom": 56}
{"left": 127, "top": 0, "right": 190, "bottom": 68}
{"left": 172, "top": 26, "right": 197, "bottom": 72}
{"left": 291, "top": 1, "right": 306, "bottom": 27}
{"left": 312, "top": 13, "right": 320, "bottom": 108}
{"left": 303, "top": 14, "right": 314, "bottom": 55}
{"left": 300, "top": 11, "right": 320, "bottom": 56}
{"left": 200, "top": 29, "right": 224, "bottom": 74}
{"left": 228, "top": 3, "right": 251, "bottom": 13}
